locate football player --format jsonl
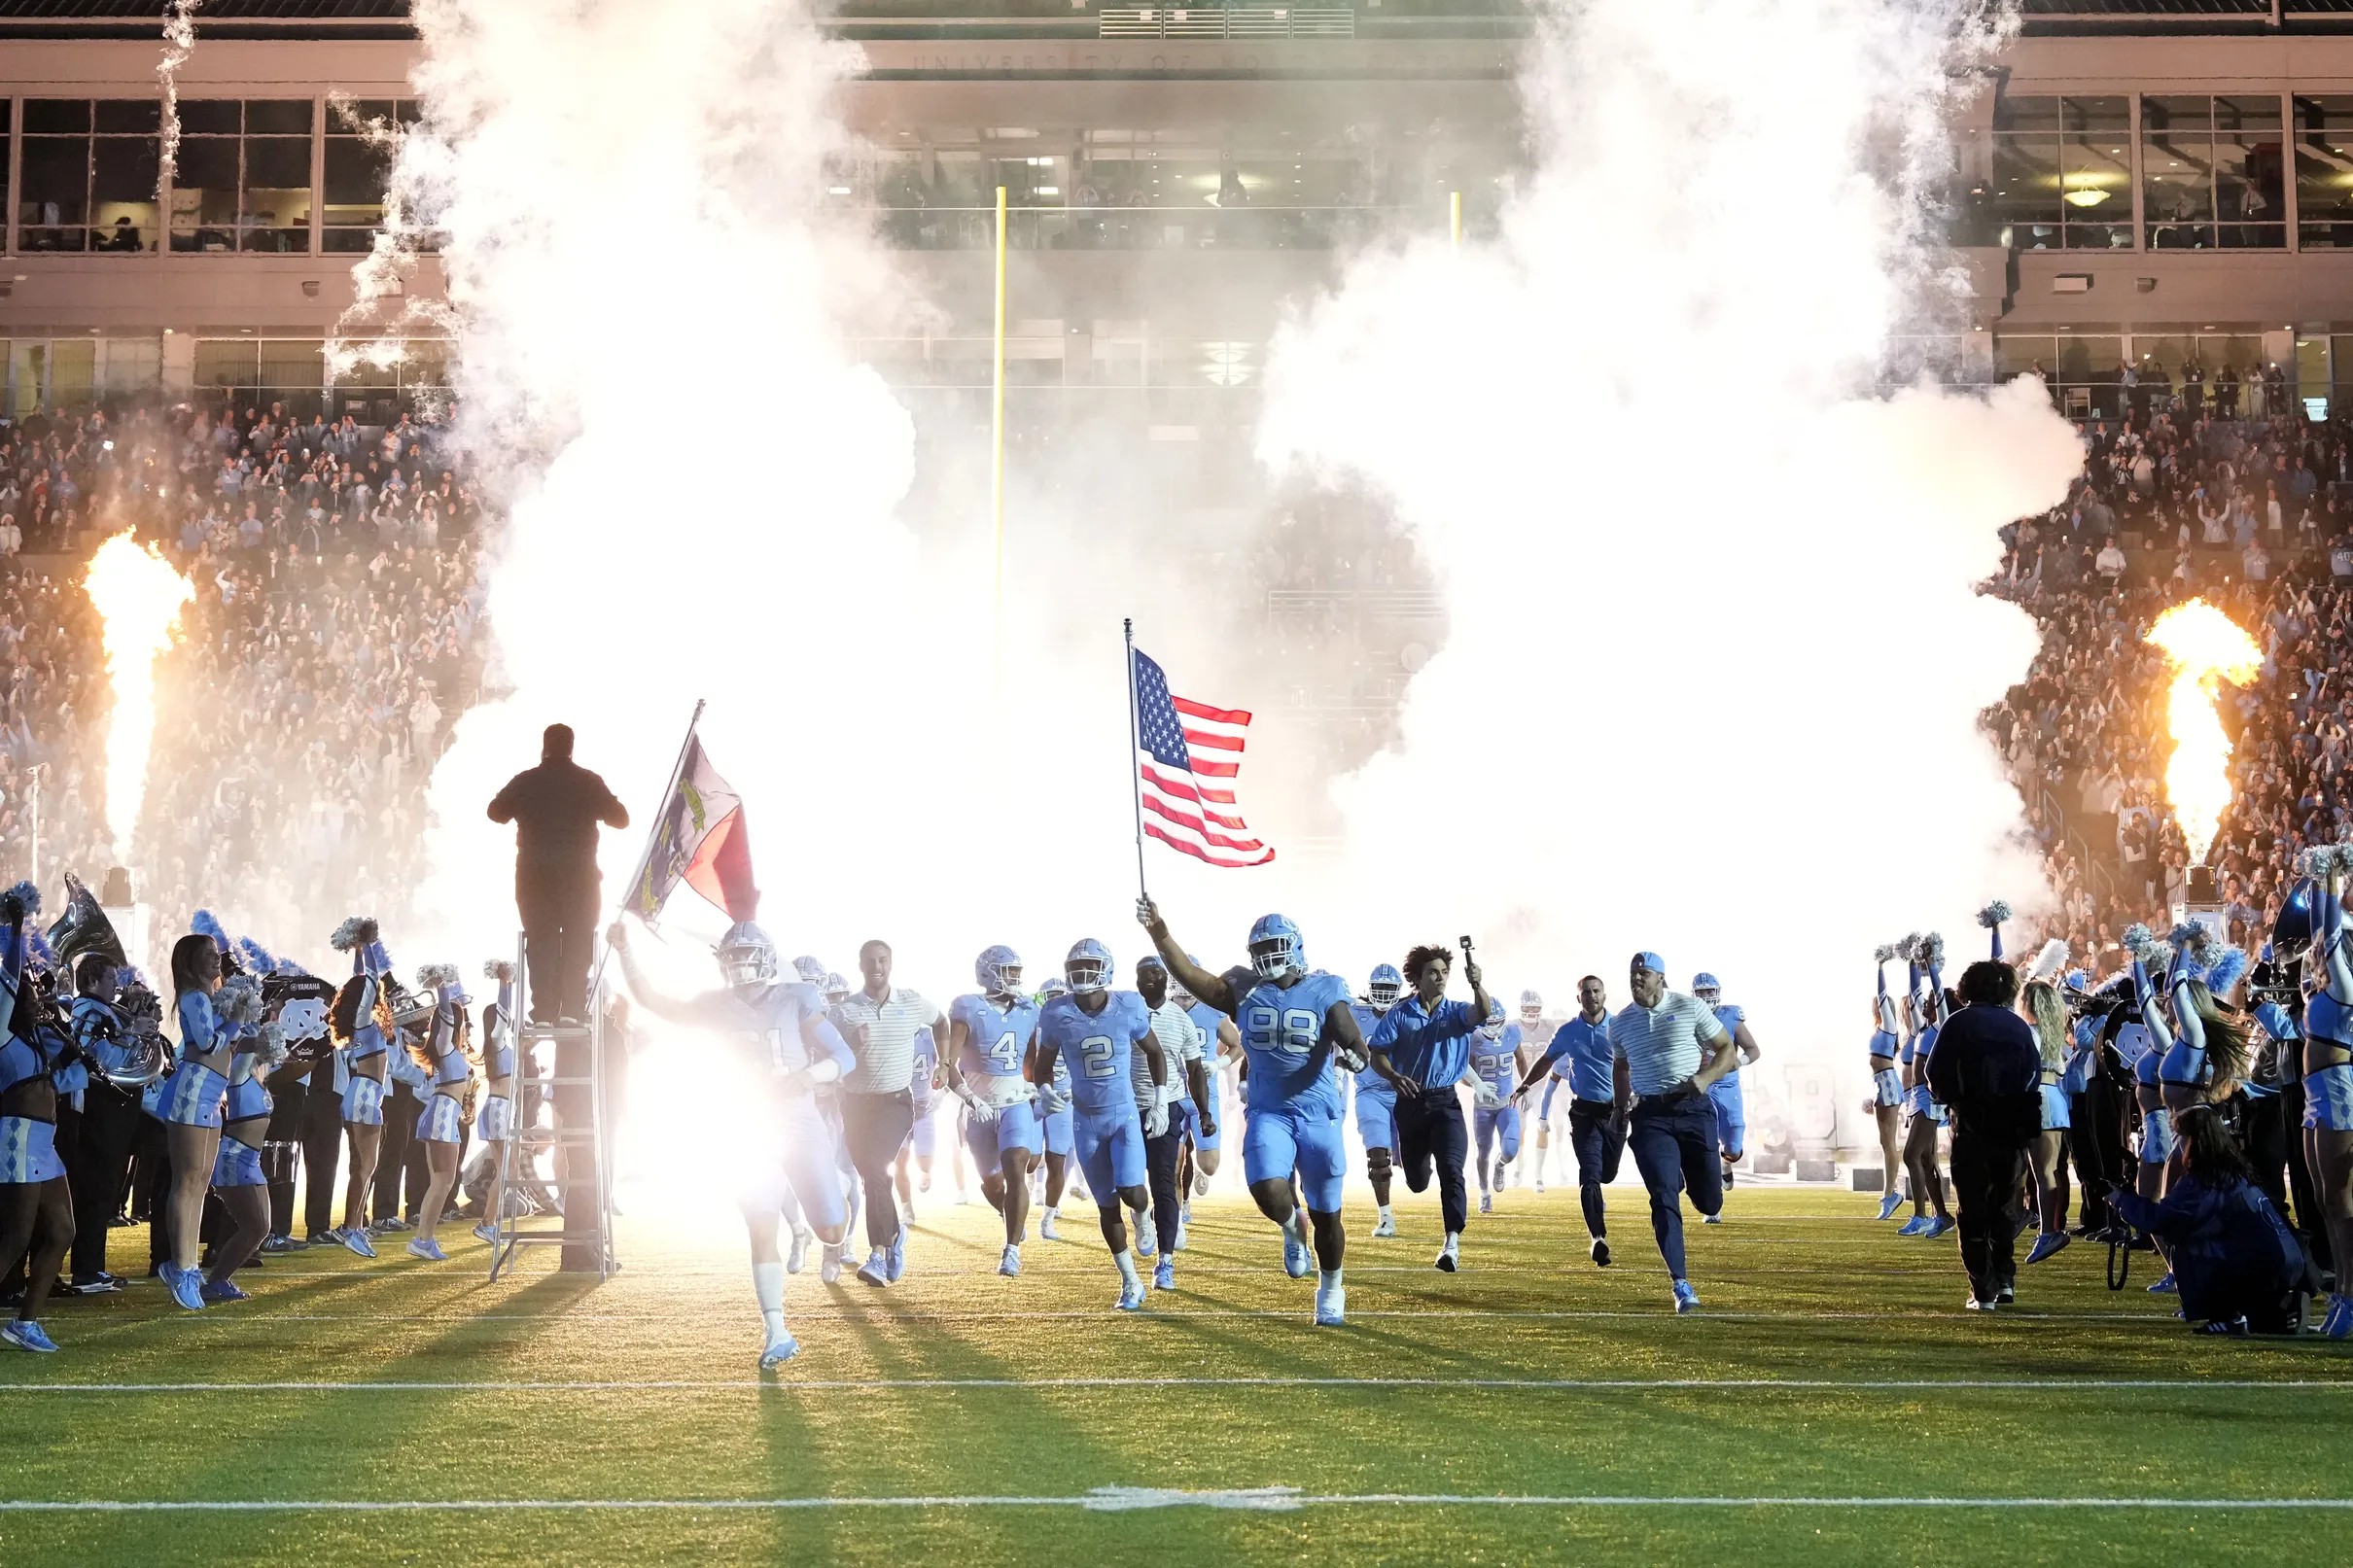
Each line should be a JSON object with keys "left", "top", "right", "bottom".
{"left": 1352, "top": 964, "right": 1402, "bottom": 1237}
{"left": 943, "top": 945, "right": 1045, "bottom": 1277}
{"left": 1691, "top": 972, "right": 1761, "bottom": 1216}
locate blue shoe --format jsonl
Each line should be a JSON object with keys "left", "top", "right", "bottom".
{"left": 1672, "top": 1279, "right": 1701, "bottom": 1314}
{"left": 405, "top": 1237, "right": 447, "bottom": 1263}
{"left": 1925, "top": 1216, "right": 1956, "bottom": 1240}
{"left": 758, "top": 1332, "right": 801, "bottom": 1368}
{"left": 1895, "top": 1216, "right": 1927, "bottom": 1237}
{"left": 1115, "top": 1281, "right": 1147, "bottom": 1312}
{"left": 999, "top": 1244, "right": 1021, "bottom": 1278}
{"left": 1877, "top": 1193, "right": 1906, "bottom": 1223}
{"left": 2320, "top": 1295, "right": 2353, "bottom": 1339}
{"left": 856, "top": 1249, "right": 890, "bottom": 1288}
{"left": 167, "top": 1266, "right": 207, "bottom": 1312}
{"left": 1153, "top": 1257, "right": 1175, "bottom": 1293}
{"left": 2148, "top": 1271, "right": 2178, "bottom": 1294}
{"left": 0, "top": 1319, "right": 58, "bottom": 1353}
{"left": 342, "top": 1227, "right": 377, "bottom": 1261}
{"left": 2024, "top": 1232, "right": 2070, "bottom": 1266}
{"left": 886, "top": 1228, "right": 907, "bottom": 1283}
{"left": 1282, "top": 1225, "right": 1312, "bottom": 1279}
{"left": 199, "top": 1278, "right": 252, "bottom": 1304}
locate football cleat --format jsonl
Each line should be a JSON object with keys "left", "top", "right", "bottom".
{"left": 1479, "top": 1193, "right": 1493, "bottom": 1215}
{"left": 166, "top": 1265, "right": 206, "bottom": 1312}
{"left": 1702, "top": 1213, "right": 1723, "bottom": 1226}
{"left": 886, "top": 1228, "right": 908, "bottom": 1283}
{"left": 1282, "top": 1225, "right": 1313, "bottom": 1278}
{"left": 1040, "top": 1210, "right": 1062, "bottom": 1242}
{"left": 786, "top": 1226, "right": 813, "bottom": 1274}
{"left": 1314, "top": 1280, "right": 1347, "bottom": 1327}
{"left": 1154, "top": 1257, "right": 1175, "bottom": 1292}
{"left": 1172, "top": 1221, "right": 1189, "bottom": 1252}
{"left": 759, "top": 1332, "right": 802, "bottom": 1368}
{"left": 1371, "top": 1212, "right": 1397, "bottom": 1238}
{"left": 999, "top": 1245, "right": 1022, "bottom": 1278}
{"left": 1135, "top": 1221, "right": 1157, "bottom": 1260}
{"left": 856, "top": 1250, "right": 891, "bottom": 1288}
{"left": 1115, "top": 1282, "right": 1147, "bottom": 1312}
{"left": 821, "top": 1243, "right": 843, "bottom": 1284}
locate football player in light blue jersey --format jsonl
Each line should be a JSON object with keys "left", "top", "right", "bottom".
{"left": 1352, "top": 964, "right": 1403, "bottom": 1237}
{"left": 608, "top": 918, "right": 854, "bottom": 1370}
{"left": 1138, "top": 898, "right": 1368, "bottom": 1328}
{"left": 1468, "top": 1016, "right": 1521, "bottom": 1215}
{"left": 1028, "top": 940, "right": 1168, "bottom": 1311}
{"left": 1690, "top": 973, "right": 1761, "bottom": 1220}
{"left": 944, "top": 945, "right": 1046, "bottom": 1277}
{"left": 1171, "top": 968, "right": 1240, "bottom": 1211}
{"left": 1033, "top": 976, "right": 1077, "bottom": 1235}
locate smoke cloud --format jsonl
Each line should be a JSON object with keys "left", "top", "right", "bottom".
{"left": 1256, "top": 0, "right": 2086, "bottom": 1053}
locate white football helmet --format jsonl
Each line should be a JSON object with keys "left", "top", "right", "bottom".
{"left": 716, "top": 923, "right": 780, "bottom": 989}
{"left": 1519, "top": 989, "right": 1544, "bottom": 1025}
{"left": 790, "top": 955, "right": 828, "bottom": 990}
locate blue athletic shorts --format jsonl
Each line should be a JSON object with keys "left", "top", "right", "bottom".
{"left": 1474, "top": 1102, "right": 1522, "bottom": 1163}
{"left": 2306, "top": 1064, "right": 2353, "bottom": 1132}
{"left": 2039, "top": 1082, "right": 2072, "bottom": 1132}
{"left": 0, "top": 1116, "right": 64, "bottom": 1184}
{"left": 341, "top": 1074, "right": 386, "bottom": 1127}
{"left": 1706, "top": 1075, "right": 1746, "bottom": 1156}
{"left": 161, "top": 1061, "right": 228, "bottom": 1128}
{"left": 1244, "top": 1102, "right": 1347, "bottom": 1213}
{"left": 2140, "top": 1106, "right": 2174, "bottom": 1166}
{"left": 967, "top": 1098, "right": 1043, "bottom": 1167}
{"left": 1073, "top": 1111, "right": 1146, "bottom": 1198}
{"left": 477, "top": 1094, "right": 513, "bottom": 1144}
{"left": 416, "top": 1092, "right": 463, "bottom": 1145}
{"left": 743, "top": 1098, "right": 847, "bottom": 1231}
{"left": 1168, "top": 1095, "right": 1210, "bottom": 1149}
{"left": 1873, "top": 1065, "right": 1904, "bottom": 1108}
{"left": 1043, "top": 1105, "right": 1073, "bottom": 1159}
{"left": 1355, "top": 1086, "right": 1396, "bottom": 1154}
{"left": 211, "top": 1134, "right": 266, "bottom": 1187}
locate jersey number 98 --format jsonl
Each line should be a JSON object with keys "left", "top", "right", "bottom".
{"left": 1245, "top": 1007, "right": 1320, "bottom": 1057}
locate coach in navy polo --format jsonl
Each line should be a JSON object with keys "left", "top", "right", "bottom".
{"left": 1368, "top": 943, "right": 1496, "bottom": 1273}
{"left": 1611, "top": 952, "right": 1738, "bottom": 1314}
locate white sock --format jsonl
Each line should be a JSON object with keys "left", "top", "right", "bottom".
{"left": 1378, "top": 1202, "right": 1393, "bottom": 1224}
{"left": 752, "top": 1261, "right": 787, "bottom": 1340}
{"left": 1115, "top": 1248, "right": 1141, "bottom": 1287}
{"left": 1281, "top": 1209, "right": 1308, "bottom": 1244}
{"left": 1443, "top": 1231, "right": 1460, "bottom": 1255}
{"left": 1319, "top": 1267, "right": 1343, "bottom": 1291}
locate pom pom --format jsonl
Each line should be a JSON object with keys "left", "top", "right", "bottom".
{"left": 212, "top": 974, "right": 264, "bottom": 1026}
{"left": 2207, "top": 948, "right": 2251, "bottom": 994}
{"left": 2300, "top": 845, "right": 2353, "bottom": 879}
{"left": 192, "top": 910, "right": 229, "bottom": 949}
{"left": 483, "top": 959, "right": 513, "bottom": 981}
{"left": 1919, "top": 932, "right": 1946, "bottom": 972}
{"left": 252, "top": 1021, "right": 288, "bottom": 1068}
{"left": 330, "top": 916, "right": 369, "bottom": 953}
{"left": 2026, "top": 939, "right": 2070, "bottom": 985}
{"left": 1978, "top": 900, "right": 2013, "bottom": 929}
{"left": 235, "top": 936, "right": 276, "bottom": 975}
{"left": 1874, "top": 944, "right": 1897, "bottom": 964}
{"left": 2166, "top": 922, "right": 2210, "bottom": 954}
{"left": 3, "top": 881, "right": 40, "bottom": 918}
{"left": 2123, "top": 922, "right": 2155, "bottom": 954}
{"left": 416, "top": 961, "right": 459, "bottom": 991}
{"left": 1897, "top": 932, "right": 1921, "bottom": 960}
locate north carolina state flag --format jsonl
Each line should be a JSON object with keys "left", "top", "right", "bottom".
{"left": 625, "top": 735, "right": 757, "bottom": 925}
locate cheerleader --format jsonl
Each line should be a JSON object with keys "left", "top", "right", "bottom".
{"left": 204, "top": 958, "right": 287, "bottom": 1304}
{"left": 1895, "top": 935, "right": 1954, "bottom": 1238}
{"left": 2123, "top": 928, "right": 2176, "bottom": 1288}
{"left": 157, "top": 924, "right": 247, "bottom": 1311}
{"left": 2298, "top": 854, "right": 2353, "bottom": 1337}
{"left": 329, "top": 917, "right": 396, "bottom": 1260}
{"left": 0, "top": 884, "right": 73, "bottom": 1351}
{"left": 404, "top": 964, "right": 475, "bottom": 1261}
{"left": 471, "top": 960, "right": 518, "bottom": 1247}
{"left": 2154, "top": 923, "right": 2252, "bottom": 1116}
{"left": 1868, "top": 945, "right": 1905, "bottom": 1223}
{"left": 2020, "top": 979, "right": 2073, "bottom": 1264}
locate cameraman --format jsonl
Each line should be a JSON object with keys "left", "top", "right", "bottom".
{"left": 2108, "top": 1104, "right": 2312, "bottom": 1334}
{"left": 1926, "top": 958, "right": 2040, "bottom": 1310}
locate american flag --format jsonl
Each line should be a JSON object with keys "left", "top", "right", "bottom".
{"left": 1131, "top": 645, "right": 1275, "bottom": 868}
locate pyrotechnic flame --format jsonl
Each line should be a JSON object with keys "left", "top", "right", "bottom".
{"left": 2146, "top": 598, "right": 2263, "bottom": 865}
{"left": 157, "top": 0, "right": 201, "bottom": 188}
{"left": 84, "top": 531, "right": 194, "bottom": 857}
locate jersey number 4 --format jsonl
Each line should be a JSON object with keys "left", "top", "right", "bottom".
{"left": 1245, "top": 1006, "right": 1320, "bottom": 1057}
{"left": 1078, "top": 1036, "right": 1118, "bottom": 1078}
{"left": 986, "top": 1030, "right": 1022, "bottom": 1072}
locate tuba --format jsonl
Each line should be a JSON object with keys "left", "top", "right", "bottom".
{"left": 44, "top": 874, "right": 168, "bottom": 1088}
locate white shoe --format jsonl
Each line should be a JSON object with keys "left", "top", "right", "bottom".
{"left": 999, "top": 1244, "right": 1021, "bottom": 1278}
{"left": 903, "top": 1197, "right": 917, "bottom": 1224}
{"left": 759, "top": 1332, "right": 801, "bottom": 1368}
{"left": 1172, "top": 1222, "right": 1188, "bottom": 1252}
{"left": 1371, "top": 1212, "right": 1397, "bottom": 1238}
{"left": 1314, "top": 1279, "right": 1347, "bottom": 1327}
{"left": 1435, "top": 1236, "right": 1459, "bottom": 1273}
{"left": 820, "top": 1243, "right": 842, "bottom": 1284}
{"left": 1135, "top": 1222, "right": 1158, "bottom": 1260}
{"left": 1040, "top": 1210, "right": 1062, "bottom": 1241}
{"left": 1115, "top": 1281, "right": 1147, "bottom": 1312}
{"left": 1702, "top": 1213, "right": 1724, "bottom": 1226}
{"left": 786, "top": 1227, "right": 813, "bottom": 1275}
{"left": 1193, "top": 1172, "right": 1211, "bottom": 1198}
{"left": 1534, "top": 1176, "right": 1546, "bottom": 1194}
{"left": 1479, "top": 1192, "right": 1493, "bottom": 1215}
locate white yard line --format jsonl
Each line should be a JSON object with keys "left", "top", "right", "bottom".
{"left": 2, "top": 1376, "right": 2343, "bottom": 1395}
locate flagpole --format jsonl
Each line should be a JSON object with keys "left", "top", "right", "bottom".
{"left": 1123, "top": 618, "right": 1148, "bottom": 900}
{"left": 614, "top": 697, "right": 707, "bottom": 936}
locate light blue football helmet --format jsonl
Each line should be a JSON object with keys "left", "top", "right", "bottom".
{"left": 975, "top": 944, "right": 1024, "bottom": 998}
{"left": 1248, "top": 914, "right": 1305, "bottom": 980}
{"left": 1367, "top": 963, "right": 1403, "bottom": 1008}
{"left": 1691, "top": 973, "right": 1722, "bottom": 1003}
{"left": 716, "top": 923, "right": 780, "bottom": 989}
{"left": 790, "top": 954, "right": 827, "bottom": 991}
{"left": 1066, "top": 938, "right": 1113, "bottom": 994}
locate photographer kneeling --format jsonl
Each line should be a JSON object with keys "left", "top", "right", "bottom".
{"left": 2108, "top": 1104, "right": 2312, "bottom": 1335}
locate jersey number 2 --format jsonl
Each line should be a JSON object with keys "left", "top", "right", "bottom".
{"left": 1079, "top": 1036, "right": 1117, "bottom": 1078}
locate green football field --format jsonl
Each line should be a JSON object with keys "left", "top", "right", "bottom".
{"left": 2, "top": 1180, "right": 2346, "bottom": 1565}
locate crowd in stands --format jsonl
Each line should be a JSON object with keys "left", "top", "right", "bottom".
{"left": 0, "top": 400, "right": 490, "bottom": 965}
{"left": 1991, "top": 391, "right": 2353, "bottom": 970}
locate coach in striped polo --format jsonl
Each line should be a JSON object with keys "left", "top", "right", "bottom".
{"left": 1611, "top": 952, "right": 1738, "bottom": 1315}
{"left": 829, "top": 940, "right": 950, "bottom": 1289}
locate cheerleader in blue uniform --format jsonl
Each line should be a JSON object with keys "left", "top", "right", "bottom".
{"left": 2298, "top": 854, "right": 2353, "bottom": 1337}
{"left": 1895, "top": 935, "right": 1954, "bottom": 1239}
{"left": 472, "top": 961, "right": 518, "bottom": 1247}
{"left": 0, "top": 884, "right": 73, "bottom": 1351}
{"left": 1868, "top": 945, "right": 1906, "bottom": 1222}
{"left": 204, "top": 954, "right": 287, "bottom": 1305}
{"left": 158, "top": 923, "right": 256, "bottom": 1311}
{"left": 405, "top": 964, "right": 475, "bottom": 1262}
{"left": 329, "top": 917, "right": 397, "bottom": 1260}
{"left": 2021, "top": 978, "right": 2074, "bottom": 1265}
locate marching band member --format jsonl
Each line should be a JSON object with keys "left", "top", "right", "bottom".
{"left": 330, "top": 917, "right": 397, "bottom": 1261}
{"left": 405, "top": 964, "right": 475, "bottom": 1261}
{"left": 64, "top": 953, "right": 140, "bottom": 1292}
{"left": 0, "top": 885, "right": 73, "bottom": 1351}
{"left": 472, "top": 961, "right": 519, "bottom": 1246}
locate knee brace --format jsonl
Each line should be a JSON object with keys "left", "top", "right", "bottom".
{"left": 1365, "top": 1146, "right": 1392, "bottom": 1179}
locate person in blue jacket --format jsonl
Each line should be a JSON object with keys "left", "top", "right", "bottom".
{"left": 2108, "top": 1102, "right": 2313, "bottom": 1335}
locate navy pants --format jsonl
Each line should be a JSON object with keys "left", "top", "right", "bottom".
{"left": 1627, "top": 1093, "right": 1721, "bottom": 1279}
{"left": 1395, "top": 1089, "right": 1469, "bottom": 1236}
{"left": 1568, "top": 1098, "right": 1628, "bottom": 1240}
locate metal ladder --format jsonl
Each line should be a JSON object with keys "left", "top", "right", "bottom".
{"left": 486, "top": 931, "right": 616, "bottom": 1281}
